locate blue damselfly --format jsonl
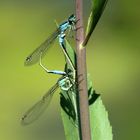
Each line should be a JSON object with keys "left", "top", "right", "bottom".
{"left": 21, "top": 54, "right": 76, "bottom": 125}
{"left": 25, "top": 14, "right": 76, "bottom": 76}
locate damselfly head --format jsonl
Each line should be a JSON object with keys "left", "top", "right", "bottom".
{"left": 58, "top": 77, "right": 72, "bottom": 91}
{"left": 68, "top": 14, "right": 76, "bottom": 24}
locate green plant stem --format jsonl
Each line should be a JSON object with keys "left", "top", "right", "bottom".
{"left": 75, "top": 0, "right": 91, "bottom": 140}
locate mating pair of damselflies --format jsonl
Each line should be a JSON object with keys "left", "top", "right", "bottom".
{"left": 21, "top": 14, "right": 77, "bottom": 125}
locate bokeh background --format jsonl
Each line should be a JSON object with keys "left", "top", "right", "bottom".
{"left": 0, "top": 0, "right": 140, "bottom": 140}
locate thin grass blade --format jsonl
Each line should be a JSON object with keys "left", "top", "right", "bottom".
{"left": 83, "top": 0, "right": 108, "bottom": 46}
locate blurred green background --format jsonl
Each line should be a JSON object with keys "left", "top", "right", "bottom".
{"left": 0, "top": 0, "right": 140, "bottom": 140}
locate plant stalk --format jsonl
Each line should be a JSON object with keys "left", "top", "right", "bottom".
{"left": 75, "top": 0, "right": 91, "bottom": 140}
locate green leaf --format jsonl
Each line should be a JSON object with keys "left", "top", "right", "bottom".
{"left": 83, "top": 0, "right": 108, "bottom": 46}
{"left": 61, "top": 96, "right": 79, "bottom": 140}
{"left": 60, "top": 40, "right": 113, "bottom": 140}
{"left": 88, "top": 76, "right": 113, "bottom": 140}
{"left": 90, "top": 96, "right": 113, "bottom": 140}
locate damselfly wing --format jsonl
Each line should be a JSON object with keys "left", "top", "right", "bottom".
{"left": 21, "top": 82, "right": 59, "bottom": 125}
{"left": 25, "top": 28, "right": 60, "bottom": 66}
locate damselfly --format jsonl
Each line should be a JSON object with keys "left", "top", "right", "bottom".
{"left": 25, "top": 14, "right": 76, "bottom": 76}
{"left": 21, "top": 15, "right": 77, "bottom": 125}
{"left": 21, "top": 53, "right": 76, "bottom": 125}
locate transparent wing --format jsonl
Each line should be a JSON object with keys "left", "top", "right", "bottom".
{"left": 25, "top": 28, "right": 60, "bottom": 66}
{"left": 21, "top": 82, "right": 59, "bottom": 125}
